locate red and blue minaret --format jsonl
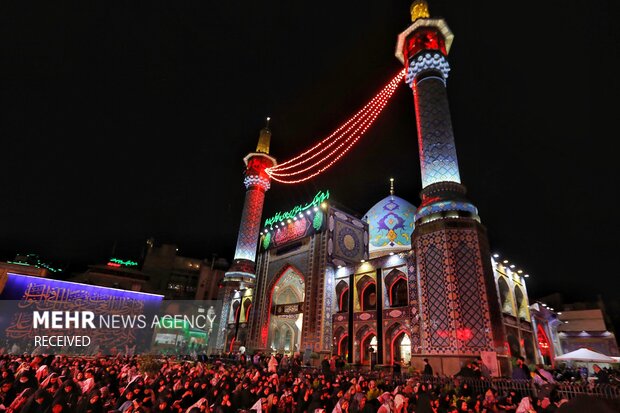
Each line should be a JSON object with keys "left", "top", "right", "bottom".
{"left": 397, "top": 1, "right": 508, "bottom": 372}
{"left": 215, "top": 121, "right": 276, "bottom": 352}
{"left": 227, "top": 120, "right": 276, "bottom": 282}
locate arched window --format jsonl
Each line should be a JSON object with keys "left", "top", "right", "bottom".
{"left": 244, "top": 301, "right": 252, "bottom": 323}
{"left": 361, "top": 283, "right": 377, "bottom": 311}
{"left": 506, "top": 327, "right": 520, "bottom": 358}
{"left": 340, "top": 288, "right": 349, "bottom": 312}
{"left": 514, "top": 286, "right": 528, "bottom": 320}
{"left": 385, "top": 269, "right": 408, "bottom": 308}
{"left": 335, "top": 280, "right": 349, "bottom": 313}
{"left": 497, "top": 277, "right": 513, "bottom": 314}
{"left": 338, "top": 334, "right": 349, "bottom": 357}
{"left": 390, "top": 277, "right": 408, "bottom": 307}
{"left": 230, "top": 300, "right": 240, "bottom": 324}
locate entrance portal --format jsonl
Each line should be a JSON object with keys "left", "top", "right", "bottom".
{"left": 267, "top": 266, "right": 304, "bottom": 355}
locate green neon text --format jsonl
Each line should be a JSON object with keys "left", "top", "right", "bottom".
{"left": 109, "top": 258, "right": 139, "bottom": 267}
{"left": 264, "top": 190, "right": 330, "bottom": 227}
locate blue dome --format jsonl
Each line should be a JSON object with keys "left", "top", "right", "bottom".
{"left": 363, "top": 195, "right": 416, "bottom": 258}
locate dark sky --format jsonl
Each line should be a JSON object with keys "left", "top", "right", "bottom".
{"left": 1, "top": 2, "right": 618, "bottom": 309}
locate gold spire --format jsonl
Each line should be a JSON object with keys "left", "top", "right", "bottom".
{"left": 410, "top": 0, "right": 430, "bottom": 22}
{"left": 390, "top": 177, "right": 395, "bottom": 196}
{"left": 256, "top": 116, "right": 271, "bottom": 154}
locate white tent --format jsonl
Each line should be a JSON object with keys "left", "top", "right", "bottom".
{"left": 555, "top": 348, "right": 616, "bottom": 363}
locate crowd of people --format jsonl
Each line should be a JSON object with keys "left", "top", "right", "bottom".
{"left": 0, "top": 352, "right": 618, "bottom": 413}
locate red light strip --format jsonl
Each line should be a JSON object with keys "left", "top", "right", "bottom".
{"left": 270, "top": 97, "right": 387, "bottom": 183}
{"left": 272, "top": 80, "right": 389, "bottom": 172}
{"left": 269, "top": 70, "right": 404, "bottom": 175}
{"left": 269, "top": 99, "right": 379, "bottom": 177}
{"left": 267, "top": 69, "right": 405, "bottom": 184}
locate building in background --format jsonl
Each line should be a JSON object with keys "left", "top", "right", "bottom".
{"left": 71, "top": 257, "right": 151, "bottom": 292}
{"left": 67, "top": 240, "right": 227, "bottom": 299}
{"left": 141, "top": 240, "right": 228, "bottom": 299}
{"left": 557, "top": 307, "right": 619, "bottom": 356}
{"left": 0, "top": 253, "right": 64, "bottom": 278}
{"left": 531, "top": 294, "right": 619, "bottom": 364}
{"left": 195, "top": 261, "right": 227, "bottom": 301}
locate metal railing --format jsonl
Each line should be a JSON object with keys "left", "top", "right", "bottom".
{"left": 406, "top": 374, "right": 620, "bottom": 400}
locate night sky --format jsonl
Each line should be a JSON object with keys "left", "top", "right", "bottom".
{"left": 1, "top": 2, "right": 618, "bottom": 317}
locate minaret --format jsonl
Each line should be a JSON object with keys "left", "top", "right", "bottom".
{"left": 215, "top": 120, "right": 277, "bottom": 353}
{"left": 227, "top": 119, "right": 276, "bottom": 282}
{"left": 396, "top": 1, "right": 508, "bottom": 374}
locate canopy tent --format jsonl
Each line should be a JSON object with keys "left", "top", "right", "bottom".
{"left": 555, "top": 348, "right": 616, "bottom": 363}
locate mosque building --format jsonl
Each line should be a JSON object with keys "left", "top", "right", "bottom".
{"left": 214, "top": 1, "right": 536, "bottom": 376}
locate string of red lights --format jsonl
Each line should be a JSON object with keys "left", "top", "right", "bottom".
{"left": 271, "top": 72, "right": 398, "bottom": 172}
{"left": 266, "top": 69, "right": 405, "bottom": 184}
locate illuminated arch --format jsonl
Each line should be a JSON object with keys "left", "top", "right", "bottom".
{"left": 334, "top": 326, "right": 349, "bottom": 357}
{"left": 497, "top": 276, "right": 514, "bottom": 315}
{"left": 360, "top": 332, "right": 377, "bottom": 364}
{"left": 356, "top": 325, "right": 377, "bottom": 364}
{"left": 242, "top": 298, "right": 252, "bottom": 323}
{"left": 338, "top": 334, "right": 349, "bottom": 357}
{"left": 514, "top": 286, "right": 528, "bottom": 320}
{"left": 335, "top": 280, "right": 349, "bottom": 312}
{"left": 230, "top": 300, "right": 241, "bottom": 324}
{"left": 385, "top": 322, "right": 410, "bottom": 363}
{"left": 390, "top": 277, "right": 407, "bottom": 307}
{"left": 262, "top": 264, "right": 305, "bottom": 349}
{"left": 385, "top": 269, "right": 408, "bottom": 308}
{"left": 357, "top": 275, "right": 376, "bottom": 311}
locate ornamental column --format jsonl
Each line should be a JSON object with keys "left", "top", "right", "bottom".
{"left": 396, "top": 1, "right": 508, "bottom": 375}
{"left": 214, "top": 120, "right": 277, "bottom": 353}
